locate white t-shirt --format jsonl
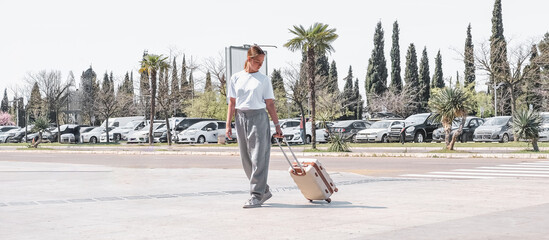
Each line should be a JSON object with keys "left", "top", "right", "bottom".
{"left": 228, "top": 70, "right": 275, "bottom": 110}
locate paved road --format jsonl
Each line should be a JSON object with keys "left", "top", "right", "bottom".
{"left": 2, "top": 152, "right": 549, "bottom": 239}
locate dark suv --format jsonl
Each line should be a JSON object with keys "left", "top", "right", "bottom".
{"left": 329, "top": 120, "right": 371, "bottom": 142}
{"left": 388, "top": 113, "right": 440, "bottom": 143}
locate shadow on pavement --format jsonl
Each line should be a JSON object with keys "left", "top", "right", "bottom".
{"left": 264, "top": 201, "right": 387, "bottom": 209}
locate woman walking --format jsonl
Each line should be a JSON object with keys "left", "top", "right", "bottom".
{"left": 226, "top": 45, "right": 283, "bottom": 208}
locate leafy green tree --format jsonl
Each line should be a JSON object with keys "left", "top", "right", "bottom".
{"left": 429, "top": 87, "right": 474, "bottom": 150}
{"left": 390, "top": 20, "right": 402, "bottom": 93}
{"left": 418, "top": 47, "right": 431, "bottom": 113}
{"left": 404, "top": 43, "right": 420, "bottom": 113}
{"left": 464, "top": 24, "right": 476, "bottom": 89}
{"left": 475, "top": 91, "right": 494, "bottom": 118}
{"left": 512, "top": 108, "right": 542, "bottom": 151}
{"left": 284, "top": 22, "right": 338, "bottom": 149}
{"left": 97, "top": 72, "right": 118, "bottom": 143}
{"left": 365, "top": 21, "right": 388, "bottom": 99}
{"left": 432, "top": 50, "right": 444, "bottom": 89}
{"left": 270, "top": 69, "right": 289, "bottom": 118}
{"left": 184, "top": 91, "right": 227, "bottom": 120}
{"left": 139, "top": 54, "right": 169, "bottom": 145}
{"left": 327, "top": 60, "right": 339, "bottom": 94}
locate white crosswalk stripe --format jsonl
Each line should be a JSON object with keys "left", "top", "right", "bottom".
{"left": 401, "top": 161, "right": 549, "bottom": 180}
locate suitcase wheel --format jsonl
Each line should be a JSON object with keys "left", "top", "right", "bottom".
{"left": 334, "top": 188, "right": 339, "bottom": 192}
{"left": 325, "top": 198, "right": 331, "bottom": 203}
{"left": 308, "top": 199, "right": 313, "bottom": 203}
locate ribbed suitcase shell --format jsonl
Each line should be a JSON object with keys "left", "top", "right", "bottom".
{"left": 289, "top": 158, "right": 338, "bottom": 202}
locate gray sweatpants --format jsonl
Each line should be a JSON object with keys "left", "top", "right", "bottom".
{"left": 235, "top": 109, "right": 271, "bottom": 200}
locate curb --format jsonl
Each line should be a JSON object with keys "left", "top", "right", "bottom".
{"left": 2, "top": 149, "right": 548, "bottom": 159}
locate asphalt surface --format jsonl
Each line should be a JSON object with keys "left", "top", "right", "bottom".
{"left": 1, "top": 148, "right": 549, "bottom": 239}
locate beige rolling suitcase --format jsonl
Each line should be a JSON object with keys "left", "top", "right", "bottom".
{"left": 276, "top": 138, "right": 338, "bottom": 203}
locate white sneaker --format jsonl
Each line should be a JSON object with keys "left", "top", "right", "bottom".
{"left": 260, "top": 191, "right": 272, "bottom": 204}
{"left": 243, "top": 198, "right": 262, "bottom": 208}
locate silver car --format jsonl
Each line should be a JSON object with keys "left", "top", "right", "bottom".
{"left": 473, "top": 116, "right": 514, "bottom": 143}
{"left": 539, "top": 112, "right": 549, "bottom": 142}
{"left": 355, "top": 120, "right": 403, "bottom": 143}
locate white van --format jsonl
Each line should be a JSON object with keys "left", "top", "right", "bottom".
{"left": 100, "top": 116, "right": 145, "bottom": 128}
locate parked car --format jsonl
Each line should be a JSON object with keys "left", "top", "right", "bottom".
{"left": 328, "top": 120, "right": 372, "bottom": 142}
{"left": 49, "top": 124, "right": 89, "bottom": 142}
{"left": 473, "top": 116, "right": 514, "bottom": 143}
{"left": 100, "top": 116, "right": 145, "bottom": 128}
{"left": 0, "top": 128, "right": 21, "bottom": 143}
{"left": 539, "top": 112, "right": 549, "bottom": 142}
{"left": 61, "top": 126, "right": 95, "bottom": 144}
{"left": 283, "top": 121, "right": 333, "bottom": 144}
{"left": 269, "top": 119, "right": 302, "bottom": 143}
{"left": 0, "top": 126, "right": 19, "bottom": 133}
{"left": 432, "top": 117, "right": 485, "bottom": 143}
{"left": 177, "top": 121, "right": 232, "bottom": 144}
{"left": 81, "top": 127, "right": 113, "bottom": 144}
{"left": 355, "top": 120, "right": 403, "bottom": 143}
{"left": 388, "top": 113, "right": 440, "bottom": 143}
{"left": 100, "top": 120, "right": 145, "bottom": 142}
{"left": 27, "top": 126, "right": 56, "bottom": 143}
{"left": 127, "top": 122, "right": 166, "bottom": 143}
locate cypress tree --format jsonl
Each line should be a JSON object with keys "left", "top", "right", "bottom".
{"left": 204, "top": 71, "right": 212, "bottom": 92}
{"left": 342, "top": 66, "right": 355, "bottom": 118}
{"left": 464, "top": 24, "right": 476, "bottom": 89}
{"left": 316, "top": 53, "right": 330, "bottom": 88}
{"left": 1, "top": 88, "right": 8, "bottom": 112}
{"left": 404, "top": 44, "right": 420, "bottom": 112}
{"left": 171, "top": 57, "right": 179, "bottom": 97}
{"left": 28, "top": 82, "right": 42, "bottom": 120}
{"left": 432, "top": 50, "right": 444, "bottom": 89}
{"left": 365, "top": 21, "right": 388, "bottom": 96}
{"left": 418, "top": 47, "right": 431, "bottom": 112}
{"left": 327, "top": 60, "right": 339, "bottom": 94}
{"left": 130, "top": 72, "right": 134, "bottom": 96}
{"left": 188, "top": 70, "right": 194, "bottom": 96}
{"left": 271, "top": 69, "right": 285, "bottom": 93}
{"left": 490, "top": 0, "right": 511, "bottom": 114}
{"left": 524, "top": 45, "right": 542, "bottom": 111}
{"left": 354, "top": 78, "right": 363, "bottom": 119}
{"left": 390, "top": 20, "right": 402, "bottom": 93}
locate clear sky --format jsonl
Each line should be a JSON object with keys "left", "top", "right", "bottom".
{"left": 1, "top": 0, "right": 547, "bottom": 102}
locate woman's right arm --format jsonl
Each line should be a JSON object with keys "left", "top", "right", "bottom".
{"left": 226, "top": 97, "right": 236, "bottom": 140}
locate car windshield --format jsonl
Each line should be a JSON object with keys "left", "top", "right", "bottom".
{"left": 332, "top": 121, "right": 354, "bottom": 127}
{"left": 188, "top": 122, "right": 210, "bottom": 130}
{"left": 451, "top": 119, "right": 465, "bottom": 127}
{"left": 370, "top": 121, "right": 391, "bottom": 129}
{"left": 483, "top": 117, "right": 509, "bottom": 126}
{"left": 542, "top": 116, "right": 549, "bottom": 123}
{"left": 405, "top": 115, "right": 428, "bottom": 125}
{"left": 121, "top": 122, "right": 138, "bottom": 129}
{"left": 90, "top": 127, "right": 104, "bottom": 133}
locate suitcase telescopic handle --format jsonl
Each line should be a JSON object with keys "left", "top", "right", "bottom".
{"left": 274, "top": 137, "right": 305, "bottom": 173}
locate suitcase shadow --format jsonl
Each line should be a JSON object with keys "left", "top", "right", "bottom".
{"left": 265, "top": 201, "right": 386, "bottom": 209}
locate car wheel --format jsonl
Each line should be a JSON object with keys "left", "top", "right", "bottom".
{"left": 306, "top": 135, "right": 311, "bottom": 144}
{"left": 414, "top": 132, "right": 425, "bottom": 143}
{"left": 90, "top": 137, "right": 97, "bottom": 144}
{"left": 197, "top": 136, "right": 206, "bottom": 144}
{"left": 501, "top": 134, "right": 509, "bottom": 143}
{"left": 381, "top": 134, "right": 388, "bottom": 143}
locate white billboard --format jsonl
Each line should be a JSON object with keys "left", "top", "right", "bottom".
{"left": 225, "top": 46, "right": 268, "bottom": 81}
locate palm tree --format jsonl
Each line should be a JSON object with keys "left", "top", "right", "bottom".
{"left": 31, "top": 116, "right": 50, "bottom": 148}
{"left": 428, "top": 87, "right": 474, "bottom": 150}
{"left": 512, "top": 108, "right": 542, "bottom": 151}
{"left": 284, "top": 23, "right": 338, "bottom": 149}
{"left": 139, "top": 54, "right": 169, "bottom": 145}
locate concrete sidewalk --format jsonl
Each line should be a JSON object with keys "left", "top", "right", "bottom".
{"left": 1, "top": 160, "right": 548, "bottom": 239}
